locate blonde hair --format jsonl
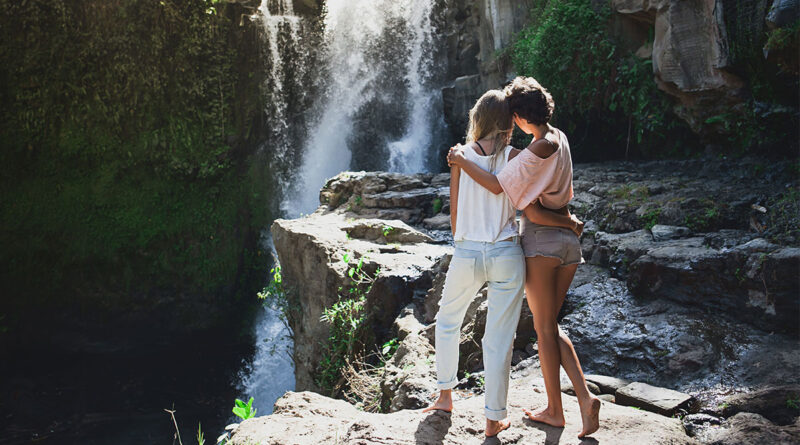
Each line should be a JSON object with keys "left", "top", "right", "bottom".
{"left": 465, "top": 89, "right": 513, "bottom": 171}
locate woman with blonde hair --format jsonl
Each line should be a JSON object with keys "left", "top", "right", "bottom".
{"left": 423, "top": 89, "right": 581, "bottom": 437}
{"left": 448, "top": 77, "right": 601, "bottom": 438}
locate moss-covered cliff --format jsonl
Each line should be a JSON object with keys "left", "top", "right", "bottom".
{"left": 0, "top": 0, "right": 276, "bottom": 347}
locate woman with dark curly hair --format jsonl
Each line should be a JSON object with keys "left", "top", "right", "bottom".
{"left": 448, "top": 77, "right": 601, "bottom": 438}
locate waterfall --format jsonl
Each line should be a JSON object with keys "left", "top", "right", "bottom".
{"left": 239, "top": 0, "right": 448, "bottom": 416}
{"left": 236, "top": 0, "right": 302, "bottom": 417}
{"left": 283, "top": 0, "right": 447, "bottom": 216}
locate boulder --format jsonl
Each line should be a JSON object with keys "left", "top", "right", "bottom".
{"left": 682, "top": 413, "right": 722, "bottom": 439}
{"left": 585, "top": 375, "right": 632, "bottom": 394}
{"left": 707, "top": 412, "right": 800, "bottom": 445}
{"left": 615, "top": 381, "right": 694, "bottom": 416}
{"left": 381, "top": 332, "right": 437, "bottom": 412}
{"left": 561, "top": 379, "right": 601, "bottom": 396}
{"left": 721, "top": 385, "right": 800, "bottom": 425}
{"left": 422, "top": 213, "right": 451, "bottom": 231}
{"left": 627, "top": 238, "right": 800, "bottom": 332}
{"left": 650, "top": 224, "right": 691, "bottom": 242}
{"left": 612, "top": 0, "right": 745, "bottom": 134}
{"left": 272, "top": 211, "right": 450, "bottom": 391}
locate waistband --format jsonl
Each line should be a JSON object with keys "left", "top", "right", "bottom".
{"left": 522, "top": 219, "right": 571, "bottom": 231}
{"left": 455, "top": 236, "right": 520, "bottom": 251}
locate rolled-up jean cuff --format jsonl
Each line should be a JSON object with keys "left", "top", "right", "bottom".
{"left": 485, "top": 406, "right": 507, "bottom": 421}
{"left": 437, "top": 378, "right": 458, "bottom": 390}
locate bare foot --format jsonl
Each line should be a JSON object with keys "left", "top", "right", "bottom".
{"left": 523, "top": 406, "right": 565, "bottom": 428}
{"left": 422, "top": 390, "right": 453, "bottom": 414}
{"left": 577, "top": 396, "right": 601, "bottom": 438}
{"left": 485, "top": 419, "right": 511, "bottom": 437}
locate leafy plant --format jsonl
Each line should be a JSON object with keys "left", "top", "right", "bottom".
{"left": 382, "top": 226, "right": 394, "bottom": 237}
{"left": 316, "top": 253, "right": 381, "bottom": 393}
{"left": 197, "top": 423, "right": 205, "bottom": 445}
{"left": 787, "top": 395, "right": 800, "bottom": 410}
{"left": 232, "top": 397, "right": 257, "bottom": 421}
{"left": 639, "top": 207, "right": 661, "bottom": 230}
{"left": 432, "top": 198, "right": 443, "bottom": 214}
{"left": 510, "top": 0, "right": 694, "bottom": 158}
{"left": 381, "top": 338, "right": 399, "bottom": 362}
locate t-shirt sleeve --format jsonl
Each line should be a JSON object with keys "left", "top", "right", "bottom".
{"left": 497, "top": 148, "right": 547, "bottom": 211}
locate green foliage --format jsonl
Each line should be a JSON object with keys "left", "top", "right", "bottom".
{"left": 432, "top": 198, "right": 443, "bottom": 214}
{"left": 232, "top": 397, "right": 257, "bottom": 421}
{"left": 258, "top": 265, "right": 289, "bottom": 314}
{"left": 0, "top": 0, "right": 269, "bottom": 314}
{"left": 766, "top": 187, "right": 800, "bottom": 244}
{"left": 765, "top": 20, "right": 800, "bottom": 54}
{"left": 381, "top": 226, "right": 394, "bottom": 237}
{"left": 381, "top": 338, "right": 399, "bottom": 361}
{"left": 316, "top": 253, "right": 380, "bottom": 393}
{"left": 787, "top": 395, "right": 800, "bottom": 410}
{"left": 609, "top": 184, "right": 650, "bottom": 205}
{"left": 639, "top": 207, "right": 661, "bottom": 231}
{"left": 197, "top": 423, "right": 205, "bottom": 445}
{"left": 510, "top": 0, "right": 694, "bottom": 158}
{"left": 683, "top": 200, "right": 722, "bottom": 231}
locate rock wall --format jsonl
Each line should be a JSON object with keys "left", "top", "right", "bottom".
{"left": 439, "top": 0, "right": 535, "bottom": 140}
{"left": 611, "top": 0, "right": 747, "bottom": 133}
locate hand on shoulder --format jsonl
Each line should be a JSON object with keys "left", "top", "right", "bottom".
{"left": 447, "top": 144, "right": 467, "bottom": 167}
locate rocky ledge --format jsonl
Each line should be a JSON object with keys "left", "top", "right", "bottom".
{"left": 234, "top": 159, "right": 799, "bottom": 444}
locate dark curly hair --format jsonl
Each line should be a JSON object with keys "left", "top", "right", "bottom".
{"left": 504, "top": 77, "right": 555, "bottom": 125}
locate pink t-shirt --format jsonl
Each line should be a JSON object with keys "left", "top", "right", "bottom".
{"left": 496, "top": 128, "right": 574, "bottom": 210}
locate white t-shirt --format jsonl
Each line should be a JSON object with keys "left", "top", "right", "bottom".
{"left": 453, "top": 145, "right": 518, "bottom": 243}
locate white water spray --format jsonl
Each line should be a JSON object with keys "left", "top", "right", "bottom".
{"left": 236, "top": 0, "right": 300, "bottom": 416}
{"left": 284, "top": 0, "right": 445, "bottom": 216}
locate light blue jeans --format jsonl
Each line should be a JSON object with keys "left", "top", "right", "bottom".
{"left": 434, "top": 238, "right": 525, "bottom": 421}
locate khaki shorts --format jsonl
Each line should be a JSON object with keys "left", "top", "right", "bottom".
{"left": 520, "top": 219, "right": 585, "bottom": 266}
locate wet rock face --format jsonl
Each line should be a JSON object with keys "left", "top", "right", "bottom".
{"left": 560, "top": 265, "right": 800, "bottom": 405}
{"left": 573, "top": 159, "right": 799, "bottom": 333}
{"left": 706, "top": 412, "right": 800, "bottom": 445}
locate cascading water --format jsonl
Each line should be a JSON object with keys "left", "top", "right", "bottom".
{"left": 238, "top": 0, "right": 448, "bottom": 416}
{"left": 235, "top": 0, "right": 304, "bottom": 416}
{"left": 283, "top": 0, "right": 447, "bottom": 216}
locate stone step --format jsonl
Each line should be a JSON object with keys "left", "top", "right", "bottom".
{"left": 615, "top": 381, "right": 694, "bottom": 416}
{"left": 585, "top": 374, "right": 631, "bottom": 394}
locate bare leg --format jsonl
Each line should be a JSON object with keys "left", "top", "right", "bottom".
{"left": 422, "top": 389, "right": 453, "bottom": 413}
{"left": 485, "top": 419, "right": 511, "bottom": 437}
{"left": 523, "top": 256, "right": 565, "bottom": 427}
{"left": 553, "top": 265, "right": 600, "bottom": 438}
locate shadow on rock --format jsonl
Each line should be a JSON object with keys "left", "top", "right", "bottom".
{"left": 415, "top": 410, "right": 452, "bottom": 445}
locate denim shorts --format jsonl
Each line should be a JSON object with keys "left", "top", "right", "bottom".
{"left": 520, "top": 219, "right": 585, "bottom": 266}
